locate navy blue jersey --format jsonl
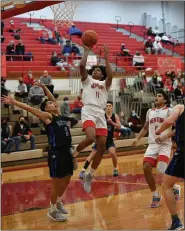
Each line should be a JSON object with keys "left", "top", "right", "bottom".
{"left": 105, "top": 113, "right": 116, "bottom": 143}
{"left": 46, "top": 115, "right": 72, "bottom": 149}
{"left": 175, "top": 108, "right": 184, "bottom": 151}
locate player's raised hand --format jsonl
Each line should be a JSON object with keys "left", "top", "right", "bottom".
{"left": 103, "top": 44, "right": 109, "bottom": 59}
{"left": 83, "top": 44, "right": 91, "bottom": 53}
{"left": 132, "top": 138, "right": 139, "bottom": 146}
{"left": 1, "top": 95, "right": 14, "bottom": 105}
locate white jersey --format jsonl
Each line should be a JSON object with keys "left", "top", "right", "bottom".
{"left": 146, "top": 106, "right": 173, "bottom": 145}
{"left": 82, "top": 75, "right": 109, "bottom": 109}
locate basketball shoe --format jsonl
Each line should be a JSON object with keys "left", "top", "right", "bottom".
{"left": 150, "top": 195, "right": 162, "bottom": 208}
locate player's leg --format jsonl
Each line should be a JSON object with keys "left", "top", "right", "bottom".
{"left": 108, "top": 145, "right": 118, "bottom": 176}
{"left": 143, "top": 145, "right": 161, "bottom": 207}
{"left": 83, "top": 135, "right": 106, "bottom": 193}
{"left": 158, "top": 145, "right": 181, "bottom": 201}
{"left": 79, "top": 147, "right": 97, "bottom": 179}
{"left": 162, "top": 174, "right": 184, "bottom": 230}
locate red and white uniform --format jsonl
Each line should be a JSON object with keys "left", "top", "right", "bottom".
{"left": 81, "top": 75, "right": 109, "bottom": 136}
{"left": 144, "top": 106, "right": 173, "bottom": 167}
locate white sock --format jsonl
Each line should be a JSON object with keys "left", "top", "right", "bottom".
{"left": 50, "top": 202, "right": 57, "bottom": 210}
{"left": 56, "top": 197, "right": 61, "bottom": 203}
{"left": 72, "top": 149, "right": 79, "bottom": 157}
{"left": 82, "top": 168, "right": 86, "bottom": 172}
{"left": 152, "top": 190, "right": 159, "bottom": 197}
{"left": 89, "top": 167, "right": 95, "bottom": 177}
{"left": 173, "top": 184, "right": 180, "bottom": 190}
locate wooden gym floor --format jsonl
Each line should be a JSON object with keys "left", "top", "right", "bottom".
{"left": 1, "top": 153, "right": 184, "bottom": 230}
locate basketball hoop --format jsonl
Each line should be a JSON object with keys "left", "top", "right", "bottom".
{"left": 13, "top": 0, "right": 25, "bottom": 8}
{"left": 50, "top": 2, "right": 78, "bottom": 28}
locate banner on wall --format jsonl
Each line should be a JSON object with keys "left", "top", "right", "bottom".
{"left": 2, "top": 54, "right": 7, "bottom": 77}
{"left": 157, "top": 57, "right": 181, "bottom": 74}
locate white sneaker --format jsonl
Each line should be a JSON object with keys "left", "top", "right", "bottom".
{"left": 47, "top": 208, "right": 67, "bottom": 222}
{"left": 83, "top": 173, "right": 93, "bottom": 193}
{"left": 173, "top": 184, "right": 181, "bottom": 201}
{"left": 56, "top": 202, "right": 68, "bottom": 214}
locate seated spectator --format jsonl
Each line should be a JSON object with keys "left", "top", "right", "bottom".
{"left": 28, "top": 80, "right": 45, "bottom": 105}
{"left": 60, "top": 97, "right": 78, "bottom": 128}
{"left": 6, "top": 40, "right": 16, "bottom": 60}
{"left": 40, "top": 70, "right": 54, "bottom": 94}
{"left": 12, "top": 116, "right": 35, "bottom": 151}
{"left": 127, "top": 111, "right": 142, "bottom": 133}
{"left": 120, "top": 43, "right": 131, "bottom": 56}
{"left": 155, "top": 34, "right": 162, "bottom": 42}
{"left": 71, "top": 43, "right": 81, "bottom": 56}
{"left": 8, "top": 20, "right": 21, "bottom": 34}
{"left": 71, "top": 95, "right": 83, "bottom": 114}
{"left": 15, "top": 39, "right": 25, "bottom": 55}
{"left": 149, "top": 74, "right": 164, "bottom": 93}
{"left": 153, "top": 27, "right": 163, "bottom": 37}
{"left": 115, "top": 112, "right": 132, "bottom": 138}
{"left": 53, "top": 27, "right": 64, "bottom": 45}
{"left": 23, "top": 70, "right": 35, "bottom": 91}
{"left": 153, "top": 39, "right": 163, "bottom": 54}
{"left": 161, "top": 33, "right": 174, "bottom": 45}
{"left": 145, "top": 37, "right": 155, "bottom": 54}
{"left": 133, "top": 51, "right": 145, "bottom": 69}
{"left": 15, "top": 77, "right": 28, "bottom": 102}
{"left": 50, "top": 51, "right": 68, "bottom": 71}
{"left": 174, "top": 83, "right": 184, "bottom": 99}
{"left": 69, "top": 24, "right": 83, "bottom": 37}
{"left": 62, "top": 40, "right": 72, "bottom": 61}
{"left": 37, "top": 29, "right": 57, "bottom": 44}
{"left": 1, "top": 117, "right": 15, "bottom": 153}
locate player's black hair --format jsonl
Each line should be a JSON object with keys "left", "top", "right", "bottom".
{"left": 156, "top": 90, "right": 171, "bottom": 107}
{"left": 40, "top": 99, "right": 49, "bottom": 112}
{"left": 63, "top": 97, "right": 69, "bottom": 101}
{"left": 107, "top": 101, "right": 113, "bottom": 105}
{"left": 88, "top": 65, "right": 107, "bottom": 80}
{"left": 19, "top": 115, "right": 25, "bottom": 120}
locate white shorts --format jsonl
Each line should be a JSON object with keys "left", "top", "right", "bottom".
{"left": 143, "top": 143, "right": 172, "bottom": 167}
{"left": 81, "top": 106, "right": 107, "bottom": 136}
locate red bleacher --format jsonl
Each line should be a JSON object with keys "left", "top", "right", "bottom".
{"left": 2, "top": 17, "right": 184, "bottom": 78}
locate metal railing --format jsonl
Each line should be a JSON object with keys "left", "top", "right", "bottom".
{"left": 128, "top": 22, "right": 134, "bottom": 36}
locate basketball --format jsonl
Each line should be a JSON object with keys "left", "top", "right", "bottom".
{"left": 82, "top": 30, "right": 98, "bottom": 48}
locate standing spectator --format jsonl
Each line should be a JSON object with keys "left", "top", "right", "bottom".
{"left": 53, "top": 27, "right": 64, "bottom": 45}
{"left": 23, "top": 70, "right": 35, "bottom": 91}
{"left": 12, "top": 116, "right": 35, "bottom": 151}
{"left": 1, "top": 117, "right": 15, "bottom": 153}
{"left": 15, "top": 77, "right": 28, "bottom": 102}
{"left": 133, "top": 51, "right": 145, "bottom": 69}
{"left": 40, "top": 70, "right": 54, "bottom": 94}
{"left": 145, "top": 37, "right": 155, "bottom": 54}
{"left": 71, "top": 95, "right": 83, "bottom": 114}
{"left": 6, "top": 40, "right": 16, "bottom": 60}
{"left": 69, "top": 24, "right": 83, "bottom": 37}
{"left": 15, "top": 39, "right": 25, "bottom": 55}
{"left": 28, "top": 80, "right": 45, "bottom": 105}
{"left": 153, "top": 39, "right": 163, "bottom": 54}
{"left": 127, "top": 111, "right": 142, "bottom": 133}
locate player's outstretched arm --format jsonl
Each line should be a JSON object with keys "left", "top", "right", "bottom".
{"left": 133, "top": 121, "right": 149, "bottom": 146}
{"left": 35, "top": 82, "right": 56, "bottom": 103}
{"left": 156, "top": 104, "right": 184, "bottom": 135}
{"left": 80, "top": 45, "right": 91, "bottom": 82}
{"left": 155, "top": 129, "right": 176, "bottom": 144}
{"left": 107, "top": 114, "right": 121, "bottom": 129}
{"left": 104, "top": 45, "right": 113, "bottom": 88}
{"left": 2, "top": 95, "right": 51, "bottom": 124}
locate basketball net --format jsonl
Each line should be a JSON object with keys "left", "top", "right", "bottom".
{"left": 50, "top": 2, "right": 78, "bottom": 29}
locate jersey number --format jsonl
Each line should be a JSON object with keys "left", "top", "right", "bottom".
{"left": 96, "top": 91, "right": 100, "bottom": 98}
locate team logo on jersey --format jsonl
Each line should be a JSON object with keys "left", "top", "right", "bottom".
{"left": 56, "top": 120, "right": 67, "bottom": 126}
{"left": 150, "top": 117, "right": 164, "bottom": 123}
{"left": 91, "top": 83, "right": 104, "bottom": 90}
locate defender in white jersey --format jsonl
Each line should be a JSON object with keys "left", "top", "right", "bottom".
{"left": 133, "top": 90, "right": 180, "bottom": 208}
{"left": 72, "top": 44, "right": 113, "bottom": 193}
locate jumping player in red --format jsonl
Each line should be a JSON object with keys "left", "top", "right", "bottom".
{"left": 72, "top": 44, "right": 113, "bottom": 193}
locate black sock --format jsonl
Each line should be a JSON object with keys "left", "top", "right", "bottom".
{"left": 83, "top": 160, "right": 90, "bottom": 170}
{"left": 172, "top": 214, "right": 179, "bottom": 222}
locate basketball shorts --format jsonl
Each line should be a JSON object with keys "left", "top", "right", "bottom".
{"left": 48, "top": 147, "right": 73, "bottom": 178}
{"left": 81, "top": 106, "right": 107, "bottom": 136}
{"left": 92, "top": 140, "right": 115, "bottom": 151}
{"left": 143, "top": 143, "right": 171, "bottom": 167}
{"left": 165, "top": 150, "right": 184, "bottom": 179}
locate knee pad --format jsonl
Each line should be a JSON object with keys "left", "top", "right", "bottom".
{"left": 157, "top": 161, "right": 168, "bottom": 174}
